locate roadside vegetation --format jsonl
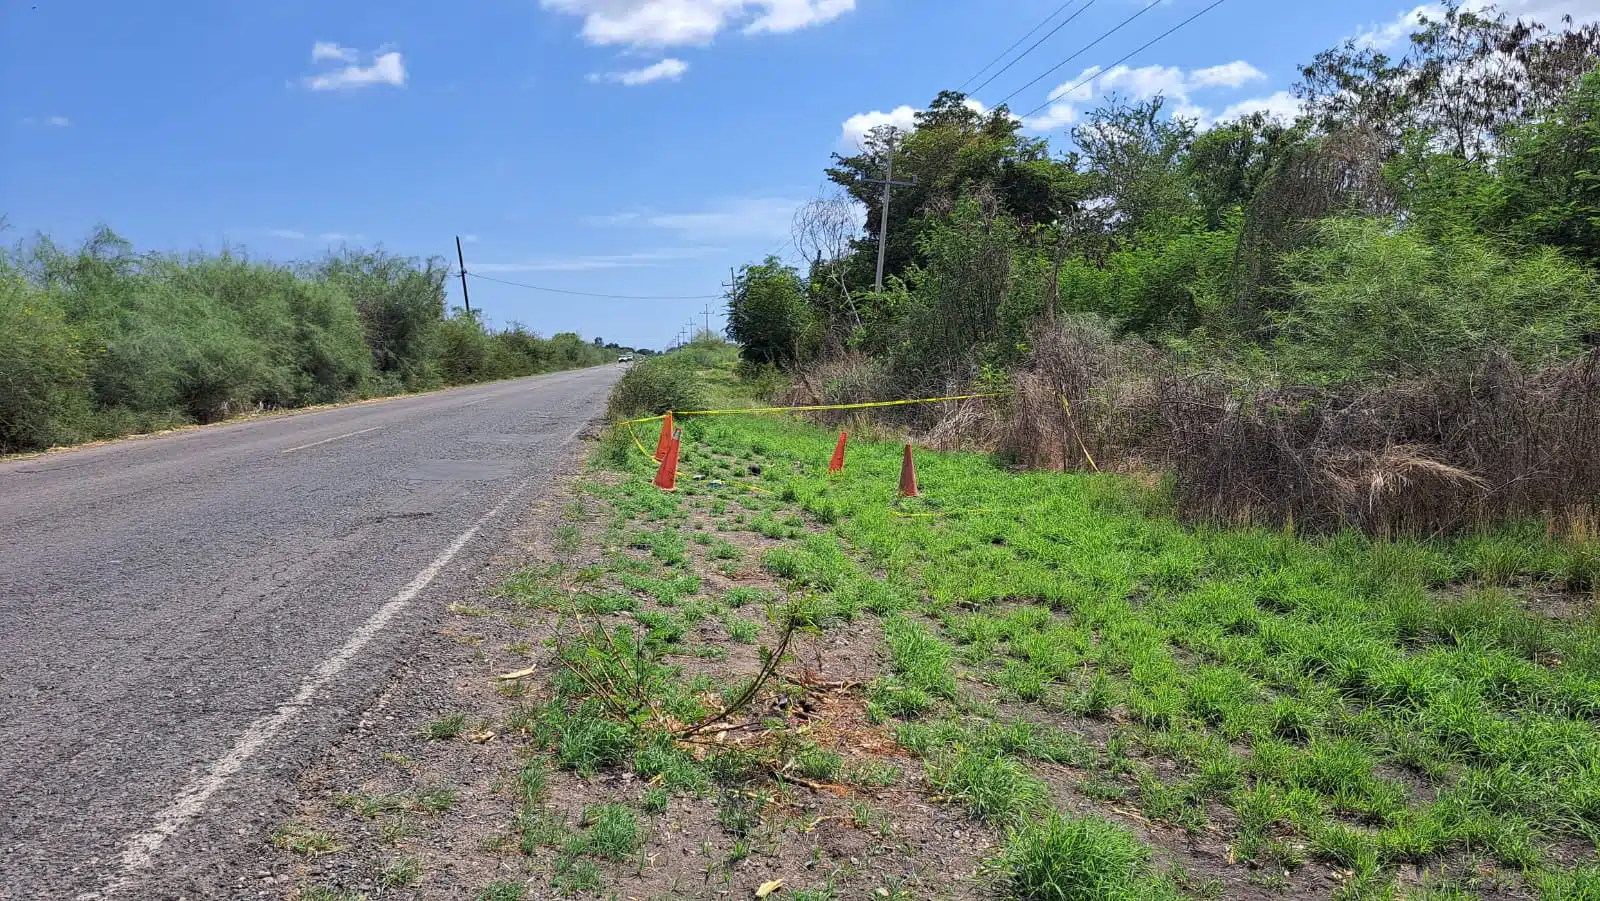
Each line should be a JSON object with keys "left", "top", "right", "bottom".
{"left": 729, "top": 4, "right": 1600, "bottom": 536}
{"left": 274, "top": 345, "right": 1597, "bottom": 900}
{"left": 0, "top": 228, "right": 636, "bottom": 454}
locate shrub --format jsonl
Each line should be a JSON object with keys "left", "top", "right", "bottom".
{"left": 607, "top": 356, "right": 706, "bottom": 419}
{"left": 0, "top": 265, "right": 90, "bottom": 451}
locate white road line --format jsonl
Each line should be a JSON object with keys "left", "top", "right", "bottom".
{"left": 102, "top": 480, "right": 533, "bottom": 897}
{"left": 279, "top": 426, "right": 381, "bottom": 454}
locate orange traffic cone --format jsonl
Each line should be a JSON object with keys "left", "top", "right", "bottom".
{"left": 653, "top": 431, "right": 680, "bottom": 491}
{"left": 898, "top": 443, "right": 919, "bottom": 497}
{"left": 828, "top": 431, "right": 848, "bottom": 474}
{"left": 653, "top": 412, "right": 675, "bottom": 462}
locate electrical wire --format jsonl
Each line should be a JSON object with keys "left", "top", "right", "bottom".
{"left": 465, "top": 271, "right": 724, "bottom": 300}
{"left": 994, "top": 0, "right": 1164, "bottom": 108}
{"left": 1018, "top": 0, "right": 1232, "bottom": 120}
{"left": 959, "top": 0, "right": 1097, "bottom": 95}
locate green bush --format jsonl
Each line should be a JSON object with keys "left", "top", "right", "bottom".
{"left": 607, "top": 356, "right": 706, "bottom": 419}
{"left": 1274, "top": 217, "right": 1600, "bottom": 383}
{"left": 0, "top": 228, "right": 612, "bottom": 453}
{"left": 0, "top": 262, "right": 91, "bottom": 451}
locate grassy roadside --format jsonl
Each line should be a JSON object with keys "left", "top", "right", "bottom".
{"left": 274, "top": 355, "right": 1600, "bottom": 901}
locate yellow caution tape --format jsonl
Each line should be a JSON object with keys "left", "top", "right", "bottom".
{"left": 621, "top": 391, "right": 1007, "bottom": 426}
{"left": 618, "top": 389, "right": 1007, "bottom": 499}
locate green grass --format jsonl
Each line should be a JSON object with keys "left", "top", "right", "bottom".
{"left": 926, "top": 746, "right": 1048, "bottom": 825}
{"left": 1000, "top": 812, "right": 1172, "bottom": 901}
{"left": 475, "top": 880, "right": 527, "bottom": 901}
{"left": 588, "top": 402, "right": 1600, "bottom": 896}
{"left": 423, "top": 712, "right": 466, "bottom": 740}
{"left": 271, "top": 823, "right": 339, "bottom": 856}
{"left": 379, "top": 855, "right": 420, "bottom": 887}
{"left": 568, "top": 803, "right": 641, "bottom": 861}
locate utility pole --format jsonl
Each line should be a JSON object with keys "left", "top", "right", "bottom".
{"left": 864, "top": 128, "right": 915, "bottom": 292}
{"left": 454, "top": 236, "right": 472, "bottom": 314}
{"left": 702, "top": 303, "right": 712, "bottom": 337}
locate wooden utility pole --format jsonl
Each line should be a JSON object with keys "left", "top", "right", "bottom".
{"left": 702, "top": 303, "right": 712, "bottom": 336}
{"left": 864, "top": 128, "right": 915, "bottom": 292}
{"left": 455, "top": 236, "right": 472, "bottom": 314}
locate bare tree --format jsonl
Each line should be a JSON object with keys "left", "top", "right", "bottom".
{"left": 791, "top": 191, "right": 863, "bottom": 328}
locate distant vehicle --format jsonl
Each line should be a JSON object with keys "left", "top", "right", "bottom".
{"left": 618, "top": 354, "right": 634, "bottom": 363}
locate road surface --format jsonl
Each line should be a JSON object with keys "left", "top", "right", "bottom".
{"left": 0, "top": 365, "right": 620, "bottom": 899}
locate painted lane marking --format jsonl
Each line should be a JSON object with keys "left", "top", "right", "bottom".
{"left": 103, "top": 479, "right": 533, "bottom": 896}
{"left": 279, "top": 427, "right": 381, "bottom": 454}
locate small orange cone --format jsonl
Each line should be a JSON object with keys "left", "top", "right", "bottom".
{"left": 653, "top": 413, "right": 675, "bottom": 462}
{"left": 653, "top": 431, "right": 680, "bottom": 491}
{"left": 898, "top": 443, "right": 919, "bottom": 497}
{"left": 828, "top": 431, "right": 848, "bottom": 474}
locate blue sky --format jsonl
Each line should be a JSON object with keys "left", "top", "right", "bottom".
{"left": 4, "top": 0, "right": 1595, "bottom": 349}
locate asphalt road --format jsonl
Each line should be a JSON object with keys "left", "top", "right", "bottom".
{"left": 0, "top": 365, "right": 621, "bottom": 899}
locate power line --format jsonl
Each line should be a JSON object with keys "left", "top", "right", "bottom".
{"left": 994, "top": 0, "right": 1163, "bottom": 109}
{"left": 1019, "top": 0, "right": 1232, "bottom": 120}
{"left": 965, "top": 0, "right": 1099, "bottom": 98}
{"left": 465, "top": 271, "right": 724, "bottom": 301}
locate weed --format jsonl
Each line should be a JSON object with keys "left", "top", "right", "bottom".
{"left": 475, "top": 880, "right": 526, "bottom": 901}
{"left": 424, "top": 712, "right": 466, "bottom": 741}
{"left": 570, "top": 804, "right": 640, "bottom": 861}
{"left": 790, "top": 745, "right": 843, "bottom": 781}
{"left": 272, "top": 823, "right": 339, "bottom": 857}
{"left": 379, "top": 855, "right": 420, "bottom": 887}
{"left": 926, "top": 747, "right": 1047, "bottom": 825}
{"left": 725, "top": 613, "right": 761, "bottom": 643}
{"left": 642, "top": 786, "right": 670, "bottom": 814}
{"left": 517, "top": 757, "right": 548, "bottom": 805}
{"left": 1000, "top": 812, "right": 1157, "bottom": 901}
{"left": 300, "top": 889, "right": 366, "bottom": 901}
{"left": 634, "top": 732, "right": 710, "bottom": 793}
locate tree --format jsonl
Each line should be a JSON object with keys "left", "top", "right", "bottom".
{"left": 316, "top": 249, "right": 448, "bottom": 389}
{"left": 792, "top": 191, "right": 863, "bottom": 343}
{"left": 1072, "top": 97, "right": 1197, "bottom": 243}
{"left": 726, "top": 257, "right": 812, "bottom": 367}
{"left": 1296, "top": 2, "right": 1600, "bottom": 160}
{"left": 1498, "top": 67, "right": 1600, "bottom": 264}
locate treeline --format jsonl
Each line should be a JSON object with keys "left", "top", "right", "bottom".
{"left": 727, "top": 3, "right": 1600, "bottom": 532}
{"left": 731, "top": 3, "right": 1600, "bottom": 387}
{"left": 0, "top": 228, "right": 625, "bottom": 453}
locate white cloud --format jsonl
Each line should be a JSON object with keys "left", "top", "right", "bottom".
{"left": 311, "top": 41, "right": 359, "bottom": 63}
{"left": 1189, "top": 61, "right": 1268, "bottom": 89}
{"left": 591, "top": 197, "right": 799, "bottom": 240}
{"left": 17, "top": 115, "right": 70, "bottom": 128}
{"left": 1353, "top": 4, "right": 1437, "bottom": 48}
{"left": 319, "top": 232, "right": 365, "bottom": 242}
{"left": 460, "top": 234, "right": 479, "bottom": 244}
{"left": 45, "top": 115, "right": 69, "bottom": 127}
{"left": 266, "top": 229, "right": 306, "bottom": 239}
{"left": 1354, "top": 1, "right": 1600, "bottom": 49}
{"left": 1216, "top": 90, "right": 1302, "bottom": 123}
{"left": 1022, "top": 60, "right": 1276, "bottom": 132}
{"left": 839, "top": 105, "right": 918, "bottom": 149}
{"left": 474, "top": 247, "right": 723, "bottom": 272}
{"left": 540, "top": 0, "right": 854, "bottom": 47}
{"left": 302, "top": 45, "right": 406, "bottom": 91}
{"left": 587, "top": 57, "right": 689, "bottom": 85}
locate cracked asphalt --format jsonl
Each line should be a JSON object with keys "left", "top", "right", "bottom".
{"left": 0, "top": 365, "right": 620, "bottom": 899}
